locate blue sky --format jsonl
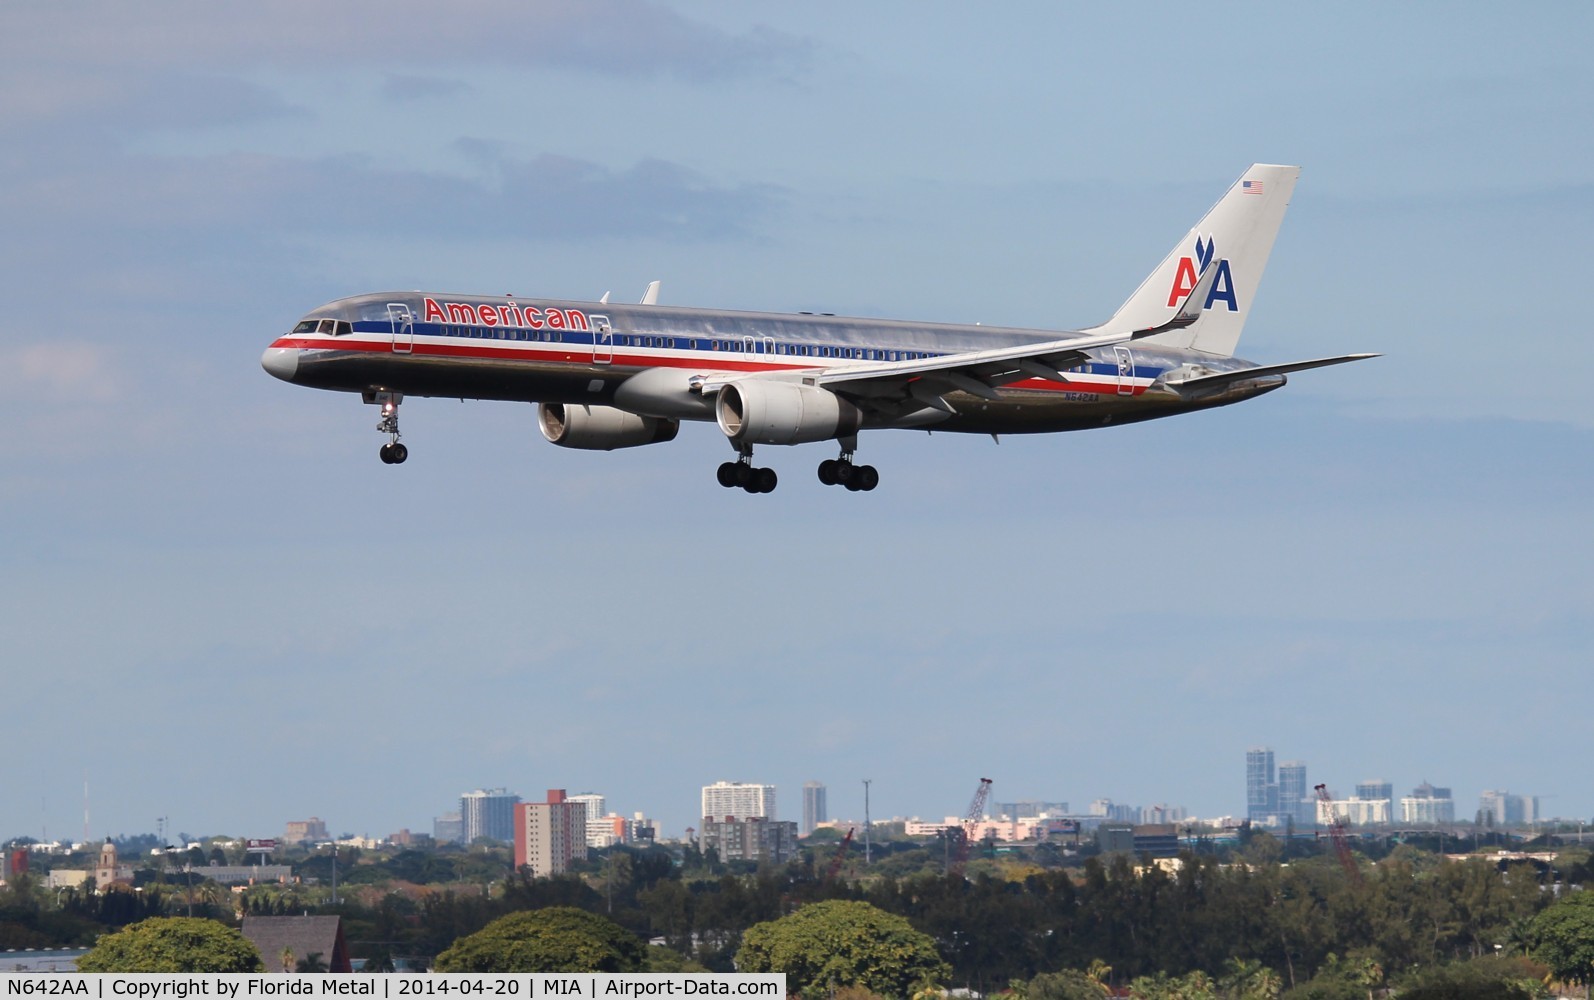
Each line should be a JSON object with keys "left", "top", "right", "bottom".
{"left": 2, "top": 2, "right": 1590, "bottom": 843}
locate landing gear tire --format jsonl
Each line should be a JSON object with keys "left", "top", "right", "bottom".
{"left": 372, "top": 392, "right": 406, "bottom": 466}
{"left": 733, "top": 463, "right": 754, "bottom": 488}
{"left": 747, "top": 467, "right": 778, "bottom": 494}
{"left": 820, "top": 456, "right": 876, "bottom": 491}
{"left": 717, "top": 462, "right": 740, "bottom": 488}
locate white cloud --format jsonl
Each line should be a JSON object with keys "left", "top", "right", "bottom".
{"left": 0, "top": 343, "right": 122, "bottom": 402}
{"left": 0, "top": 1, "right": 811, "bottom": 82}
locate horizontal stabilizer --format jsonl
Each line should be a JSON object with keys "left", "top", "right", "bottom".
{"left": 1163, "top": 353, "right": 1379, "bottom": 394}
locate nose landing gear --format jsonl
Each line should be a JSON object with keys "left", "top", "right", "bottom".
{"left": 371, "top": 391, "right": 407, "bottom": 464}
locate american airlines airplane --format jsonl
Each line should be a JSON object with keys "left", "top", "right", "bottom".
{"left": 261, "top": 164, "right": 1373, "bottom": 493}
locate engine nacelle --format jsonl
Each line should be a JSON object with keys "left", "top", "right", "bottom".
{"left": 538, "top": 403, "right": 679, "bottom": 451}
{"left": 716, "top": 380, "right": 862, "bottom": 446}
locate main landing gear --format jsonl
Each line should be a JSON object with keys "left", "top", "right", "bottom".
{"left": 817, "top": 443, "right": 879, "bottom": 492}
{"left": 717, "top": 447, "right": 778, "bottom": 493}
{"left": 373, "top": 392, "right": 408, "bottom": 465}
{"left": 713, "top": 442, "right": 881, "bottom": 494}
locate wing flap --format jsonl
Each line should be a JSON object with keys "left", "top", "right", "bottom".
{"left": 1163, "top": 354, "right": 1380, "bottom": 394}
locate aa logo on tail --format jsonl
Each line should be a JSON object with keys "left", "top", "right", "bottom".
{"left": 1166, "top": 235, "right": 1238, "bottom": 311}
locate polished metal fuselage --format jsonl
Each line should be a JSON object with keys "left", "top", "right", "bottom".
{"left": 267, "top": 291, "right": 1284, "bottom": 434}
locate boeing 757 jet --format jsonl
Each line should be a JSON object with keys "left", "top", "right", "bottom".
{"left": 261, "top": 164, "right": 1374, "bottom": 493}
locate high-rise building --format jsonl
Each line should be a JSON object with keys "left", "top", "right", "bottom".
{"left": 433, "top": 812, "right": 464, "bottom": 844}
{"left": 702, "top": 781, "right": 776, "bottom": 822}
{"left": 566, "top": 793, "right": 608, "bottom": 848}
{"left": 514, "top": 789, "right": 588, "bottom": 877}
{"left": 997, "top": 801, "right": 1070, "bottom": 819}
{"left": 1317, "top": 795, "right": 1391, "bottom": 826}
{"left": 801, "top": 782, "right": 827, "bottom": 836}
{"left": 699, "top": 818, "right": 798, "bottom": 864}
{"left": 461, "top": 788, "right": 521, "bottom": 844}
{"left": 1088, "top": 798, "right": 1136, "bottom": 822}
{"left": 1478, "top": 790, "right": 1539, "bottom": 826}
{"left": 283, "top": 818, "right": 329, "bottom": 845}
{"left": 1356, "top": 780, "right": 1394, "bottom": 802}
{"left": 1400, "top": 781, "right": 1455, "bottom": 824}
{"left": 1246, "top": 748, "right": 1279, "bottom": 824}
{"left": 1137, "top": 804, "right": 1187, "bottom": 825}
{"left": 1278, "top": 761, "right": 1312, "bottom": 828}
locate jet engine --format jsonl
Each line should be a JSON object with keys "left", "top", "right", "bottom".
{"left": 538, "top": 403, "right": 679, "bottom": 450}
{"left": 716, "top": 380, "right": 862, "bottom": 446}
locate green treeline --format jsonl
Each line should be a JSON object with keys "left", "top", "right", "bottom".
{"left": 4, "top": 837, "right": 1587, "bottom": 993}
{"left": 326, "top": 844, "right": 1572, "bottom": 990}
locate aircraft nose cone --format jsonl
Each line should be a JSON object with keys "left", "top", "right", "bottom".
{"left": 261, "top": 347, "right": 298, "bottom": 382}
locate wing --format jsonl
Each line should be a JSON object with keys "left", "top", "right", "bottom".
{"left": 1162, "top": 354, "right": 1380, "bottom": 397}
{"left": 693, "top": 255, "right": 1226, "bottom": 418}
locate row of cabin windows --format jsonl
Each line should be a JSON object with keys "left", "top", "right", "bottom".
{"left": 323, "top": 320, "right": 1103, "bottom": 373}
{"left": 428, "top": 324, "right": 945, "bottom": 362}
{"left": 440, "top": 325, "right": 563, "bottom": 342}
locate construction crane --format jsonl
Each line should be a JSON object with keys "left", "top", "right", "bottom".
{"left": 949, "top": 778, "right": 993, "bottom": 877}
{"left": 1315, "top": 783, "right": 1363, "bottom": 884}
{"left": 823, "top": 827, "right": 856, "bottom": 884}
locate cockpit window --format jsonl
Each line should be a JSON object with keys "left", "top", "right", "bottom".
{"left": 293, "top": 318, "right": 354, "bottom": 335}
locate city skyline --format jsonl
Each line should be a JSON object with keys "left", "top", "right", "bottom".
{"left": 4, "top": 4, "right": 1590, "bottom": 842}
{"left": 11, "top": 757, "right": 1566, "bottom": 849}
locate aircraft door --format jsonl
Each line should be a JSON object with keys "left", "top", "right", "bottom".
{"left": 1114, "top": 346, "right": 1135, "bottom": 395}
{"left": 592, "top": 315, "right": 613, "bottom": 364}
{"left": 388, "top": 303, "right": 414, "bottom": 354}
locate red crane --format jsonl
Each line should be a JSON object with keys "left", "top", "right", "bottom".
{"left": 1315, "top": 783, "right": 1363, "bottom": 884}
{"left": 823, "top": 827, "right": 856, "bottom": 884}
{"left": 949, "top": 778, "right": 993, "bottom": 877}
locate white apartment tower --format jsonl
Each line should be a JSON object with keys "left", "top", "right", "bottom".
{"left": 566, "top": 793, "right": 608, "bottom": 848}
{"left": 702, "top": 781, "right": 776, "bottom": 822}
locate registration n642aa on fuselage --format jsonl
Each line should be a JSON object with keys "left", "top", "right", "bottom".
{"left": 261, "top": 163, "right": 1374, "bottom": 494}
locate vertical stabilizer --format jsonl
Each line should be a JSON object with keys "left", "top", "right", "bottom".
{"left": 1089, "top": 164, "right": 1298, "bottom": 358}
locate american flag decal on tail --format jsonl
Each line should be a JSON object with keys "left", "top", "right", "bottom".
{"left": 1242, "top": 179, "right": 1264, "bottom": 194}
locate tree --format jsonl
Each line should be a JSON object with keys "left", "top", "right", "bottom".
{"left": 736, "top": 900, "right": 950, "bottom": 1000}
{"left": 1027, "top": 970, "right": 1110, "bottom": 1000}
{"left": 1529, "top": 892, "right": 1594, "bottom": 986}
{"left": 1394, "top": 956, "right": 1546, "bottom": 1000}
{"left": 77, "top": 917, "right": 264, "bottom": 972}
{"left": 433, "top": 906, "right": 646, "bottom": 973}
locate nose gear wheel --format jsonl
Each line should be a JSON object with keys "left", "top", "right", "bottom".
{"left": 372, "top": 392, "right": 407, "bottom": 464}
